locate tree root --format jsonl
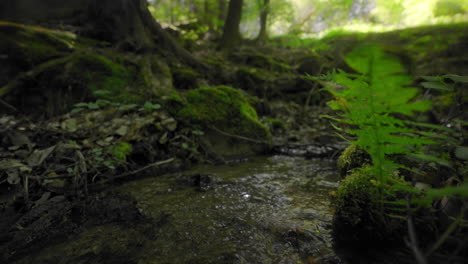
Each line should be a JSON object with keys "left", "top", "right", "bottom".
{"left": 0, "top": 54, "right": 74, "bottom": 98}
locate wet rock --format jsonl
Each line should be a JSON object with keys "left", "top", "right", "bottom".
{"left": 332, "top": 166, "right": 408, "bottom": 253}
{"left": 176, "top": 85, "right": 271, "bottom": 159}
{"left": 175, "top": 173, "right": 216, "bottom": 191}
{"left": 272, "top": 144, "right": 339, "bottom": 159}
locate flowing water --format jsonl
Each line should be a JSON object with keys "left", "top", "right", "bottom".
{"left": 16, "top": 155, "right": 341, "bottom": 264}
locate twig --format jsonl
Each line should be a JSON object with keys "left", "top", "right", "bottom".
{"left": 425, "top": 209, "right": 464, "bottom": 257}
{"left": 29, "top": 174, "right": 74, "bottom": 180}
{"left": 406, "top": 197, "right": 428, "bottom": 264}
{"left": 108, "top": 158, "right": 174, "bottom": 181}
{"left": 210, "top": 126, "right": 270, "bottom": 145}
{"left": 0, "top": 98, "right": 17, "bottom": 112}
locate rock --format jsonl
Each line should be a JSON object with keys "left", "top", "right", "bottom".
{"left": 337, "top": 144, "right": 371, "bottom": 178}
{"left": 176, "top": 85, "right": 271, "bottom": 160}
{"left": 332, "top": 166, "right": 407, "bottom": 250}
{"left": 176, "top": 173, "right": 215, "bottom": 191}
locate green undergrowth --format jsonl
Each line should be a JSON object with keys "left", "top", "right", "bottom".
{"left": 279, "top": 23, "right": 468, "bottom": 76}
{"left": 328, "top": 43, "right": 468, "bottom": 252}
{"left": 177, "top": 85, "right": 271, "bottom": 141}
{"left": 327, "top": 43, "right": 434, "bottom": 183}
{"left": 327, "top": 44, "right": 466, "bottom": 250}
{"left": 110, "top": 142, "right": 133, "bottom": 162}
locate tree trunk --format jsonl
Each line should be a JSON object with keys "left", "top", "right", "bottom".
{"left": 217, "top": 0, "right": 227, "bottom": 31}
{"left": 220, "top": 0, "right": 243, "bottom": 50}
{"left": 256, "top": 0, "right": 270, "bottom": 44}
{"left": 0, "top": 0, "right": 205, "bottom": 69}
{"left": 204, "top": 0, "right": 214, "bottom": 33}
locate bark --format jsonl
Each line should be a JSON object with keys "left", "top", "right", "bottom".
{"left": 204, "top": 0, "right": 214, "bottom": 33}
{"left": 218, "top": 0, "right": 227, "bottom": 31}
{"left": 0, "top": 0, "right": 206, "bottom": 69}
{"left": 220, "top": 0, "right": 243, "bottom": 50}
{"left": 256, "top": 0, "right": 270, "bottom": 44}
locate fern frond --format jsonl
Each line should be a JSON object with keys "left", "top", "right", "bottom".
{"left": 326, "top": 43, "right": 436, "bottom": 183}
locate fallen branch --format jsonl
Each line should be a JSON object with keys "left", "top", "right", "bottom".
{"left": 406, "top": 198, "right": 428, "bottom": 264}
{"left": 425, "top": 209, "right": 465, "bottom": 257}
{"left": 108, "top": 157, "right": 175, "bottom": 181}
{"left": 29, "top": 158, "right": 175, "bottom": 188}
{"left": 210, "top": 126, "right": 270, "bottom": 145}
{"left": 0, "top": 98, "right": 17, "bottom": 112}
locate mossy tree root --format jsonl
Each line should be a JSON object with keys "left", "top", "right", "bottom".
{"left": 0, "top": 54, "right": 75, "bottom": 98}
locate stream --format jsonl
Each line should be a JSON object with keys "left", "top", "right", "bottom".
{"left": 15, "top": 155, "right": 342, "bottom": 264}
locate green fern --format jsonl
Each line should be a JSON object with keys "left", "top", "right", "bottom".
{"left": 326, "top": 43, "right": 433, "bottom": 182}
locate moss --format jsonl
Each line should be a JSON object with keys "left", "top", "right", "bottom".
{"left": 110, "top": 142, "right": 133, "bottom": 161}
{"left": 177, "top": 85, "right": 271, "bottom": 141}
{"left": 172, "top": 67, "right": 200, "bottom": 89}
{"left": 201, "top": 56, "right": 225, "bottom": 68}
{"left": 263, "top": 117, "right": 286, "bottom": 131}
{"left": 0, "top": 22, "right": 72, "bottom": 67}
{"left": 337, "top": 144, "right": 371, "bottom": 178}
{"left": 237, "top": 66, "right": 275, "bottom": 81}
{"left": 133, "top": 55, "right": 175, "bottom": 101}
{"left": 246, "top": 53, "right": 291, "bottom": 72}
{"left": 333, "top": 166, "right": 407, "bottom": 247}
{"left": 65, "top": 53, "right": 137, "bottom": 102}
{"left": 235, "top": 66, "right": 277, "bottom": 96}
{"left": 231, "top": 50, "right": 291, "bottom": 72}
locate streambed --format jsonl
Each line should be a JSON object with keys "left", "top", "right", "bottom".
{"left": 14, "top": 155, "right": 341, "bottom": 264}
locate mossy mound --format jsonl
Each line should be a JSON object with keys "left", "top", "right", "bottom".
{"left": 337, "top": 144, "right": 372, "bottom": 178}
{"left": 332, "top": 166, "right": 408, "bottom": 250}
{"left": 177, "top": 85, "right": 271, "bottom": 158}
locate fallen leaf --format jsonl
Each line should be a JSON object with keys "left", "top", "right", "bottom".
{"left": 115, "top": 126, "right": 128, "bottom": 136}
{"left": 7, "top": 131, "right": 32, "bottom": 149}
{"left": 26, "top": 145, "right": 56, "bottom": 167}
{"left": 61, "top": 118, "right": 78, "bottom": 132}
{"left": 0, "top": 159, "right": 32, "bottom": 172}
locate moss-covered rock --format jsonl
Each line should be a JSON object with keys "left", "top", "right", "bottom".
{"left": 177, "top": 85, "right": 271, "bottom": 158}
{"left": 332, "top": 166, "right": 407, "bottom": 249}
{"left": 337, "top": 144, "right": 371, "bottom": 178}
